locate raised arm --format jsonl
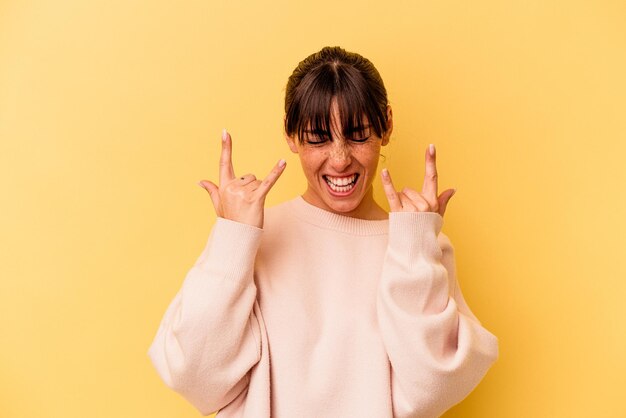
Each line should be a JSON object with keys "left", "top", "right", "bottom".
{"left": 147, "top": 129, "right": 285, "bottom": 414}
{"left": 378, "top": 144, "right": 499, "bottom": 417}
{"left": 147, "top": 218, "right": 263, "bottom": 414}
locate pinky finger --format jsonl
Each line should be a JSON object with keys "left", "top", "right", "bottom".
{"left": 381, "top": 168, "right": 402, "bottom": 212}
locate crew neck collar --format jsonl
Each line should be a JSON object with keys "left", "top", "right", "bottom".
{"left": 288, "top": 195, "right": 389, "bottom": 236}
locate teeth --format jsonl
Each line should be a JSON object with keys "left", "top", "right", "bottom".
{"left": 324, "top": 174, "right": 358, "bottom": 192}
{"left": 325, "top": 174, "right": 356, "bottom": 186}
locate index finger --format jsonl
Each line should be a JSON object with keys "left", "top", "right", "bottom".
{"left": 254, "top": 159, "right": 287, "bottom": 197}
{"left": 219, "top": 129, "right": 236, "bottom": 184}
{"left": 422, "top": 143, "right": 438, "bottom": 199}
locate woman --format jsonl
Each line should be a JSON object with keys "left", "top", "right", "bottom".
{"left": 148, "top": 46, "right": 499, "bottom": 418}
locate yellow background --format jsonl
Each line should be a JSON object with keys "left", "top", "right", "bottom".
{"left": 1, "top": 1, "right": 625, "bottom": 417}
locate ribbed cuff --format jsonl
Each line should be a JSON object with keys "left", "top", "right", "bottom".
{"left": 388, "top": 211, "right": 443, "bottom": 260}
{"left": 197, "top": 217, "right": 264, "bottom": 280}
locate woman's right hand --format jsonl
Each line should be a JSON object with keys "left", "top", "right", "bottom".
{"left": 198, "top": 129, "right": 286, "bottom": 229}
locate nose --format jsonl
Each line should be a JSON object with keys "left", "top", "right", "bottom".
{"left": 328, "top": 139, "right": 351, "bottom": 172}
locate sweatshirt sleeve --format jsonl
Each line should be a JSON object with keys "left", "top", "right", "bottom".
{"left": 147, "top": 217, "right": 264, "bottom": 415}
{"left": 376, "top": 212, "right": 499, "bottom": 418}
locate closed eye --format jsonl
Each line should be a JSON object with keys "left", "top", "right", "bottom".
{"left": 305, "top": 137, "right": 329, "bottom": 145}
{"left": 350, "top": 136, "right": 370, "bottom": 143}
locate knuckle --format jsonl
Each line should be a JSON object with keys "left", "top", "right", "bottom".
{"left": 417, "top": 202, "right": 430, "bottom": 211}
{"left": 226, "top": 184, "right": 239, "bottom": 194}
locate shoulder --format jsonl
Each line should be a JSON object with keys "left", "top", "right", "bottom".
{"left": 263, "top": 198, "right": 296, "bottom": 226}
{"left": 257, "top": 198, "right": 307, "bottom": 260}
{"left": 261, "top": 198, "right": 303, "bottom": 240}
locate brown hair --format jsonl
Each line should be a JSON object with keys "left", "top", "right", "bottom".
{"left": 284, "top": 46, "right": 389, "bottom": 144}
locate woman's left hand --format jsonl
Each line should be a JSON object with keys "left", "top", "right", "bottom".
{"left": 380, "top": 144, "right": 456, "bottom": 218}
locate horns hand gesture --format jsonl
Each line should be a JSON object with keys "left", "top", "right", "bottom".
{"left": 198, "top": 129, "right": 286, "bottom": 228}
{"left": 381, "top": 144, "right": 456, "bottom": 217}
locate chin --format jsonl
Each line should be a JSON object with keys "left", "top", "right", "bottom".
{"left": 323, "top": 195, "right": 364, "bottom": 214}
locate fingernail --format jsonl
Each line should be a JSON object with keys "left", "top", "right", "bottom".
{"left": 381, "top": 168, "right": 389, "bottom": 178}
{"left": 429, "top": 144, "right": 435, "bottom": 156}
{"left": 222, "top": 128, "right": 227, "bottom": 141}
{"left": 278, "top": 158, "right": 286, "bottom": 168}
{"left": 197, "top": 181, "right": 205, "bottom": 189}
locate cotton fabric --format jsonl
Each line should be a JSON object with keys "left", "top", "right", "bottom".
{"left": 147, "top": 196, "right": 499, "bottom": 417}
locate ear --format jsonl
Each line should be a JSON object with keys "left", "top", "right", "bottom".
{"left": 285, "top": 133, "right": 299, "bottom": 154}
{"left": 284, "top": 115, "right": 299, "bottom": 154}
{"left": 381, "top": 105, "right": 393, "bottom": 147}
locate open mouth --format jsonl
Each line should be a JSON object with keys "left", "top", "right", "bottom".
{"left": 323, "top": 173, "right": 359, "bottom": 194}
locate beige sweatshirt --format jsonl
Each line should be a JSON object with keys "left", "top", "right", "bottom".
{"left": 148, "top": 195, "right": 499, "bottom": 417}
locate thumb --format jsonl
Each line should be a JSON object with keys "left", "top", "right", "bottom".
{"left": 198, "top": 180, "right": 221, "bottom": 214}
{"left": 437, "top": 188, "right": 456, "bottom": 217}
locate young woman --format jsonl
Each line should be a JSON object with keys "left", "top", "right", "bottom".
{"left": 148, "top": 46, "right": 499, "bottom": 418}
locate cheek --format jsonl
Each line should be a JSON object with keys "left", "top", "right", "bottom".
{"left": 354, "top": 145, "right": 382, "bottom": 167}
{"left": 299, "top": 150, "right": 328, "bottom": 174}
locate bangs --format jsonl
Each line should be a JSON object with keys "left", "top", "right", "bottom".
{"left": 285, "top": 63, "right": 387, "bottom": 143}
